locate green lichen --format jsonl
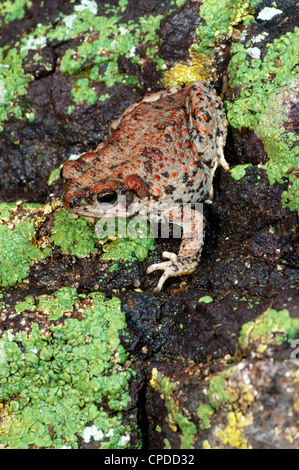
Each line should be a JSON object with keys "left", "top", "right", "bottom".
{"left": 15, "top": 295, "right": 36, "bottom": 313}
{"left": 99, "top": 93, "right": 111, "bottom": 103}
{"left": 51, "top": 208, "right": 155, "bottom": 263}
{"left": 62, "top": 9, "right": 163, "bottom": 99}
{"left": 195, "top": 0, "right": 260, "bottom": 56}
{"left": 71, "top": 77, "right": 98, "bottom": 105}
{"left": 0, "top": 203, "right": 155, "bottom": 286}
{"left": 0, "top": 0, "right": 167, "bottom": 129}
{"left": 0, "top": 218, "right": 50, "bottom": 287}
{"left": 198, "top": 296, "right": 213, "bottom": 304}
{"left": 196, "top": 368, "right": 253, "bottom": 448}
{"left": 0, "top": 202, "right": 17, "bottom": 220}
{"left": 0, "top": 46, "right": 32, "bottom": 131}
{"left": 173, "top": 412, "right": 197, "bottom": 449}
{"left": 96, "top": 217, "right": 156, "bottom": 262}
{"left": 226, "top": 29, "right": 299, "bottom": 210}
{"left": 0, "top": 0, "right": 32, "bottom": 24}
{"left": 47, "top": 167, "right": 61, "bottom": 186}
{"left": 208, "top": 371, "right": 236, "bottom": 410}
{"left": 230, "top": 164, "right": 253, "bottom": 181}
{"left": 38, "top": 287, "right": 79, "bottom": 321}
{"left": 108, "top": 263, "right": 119, "bottom": 273}
{"left": 192, "top": 0, "right": 298, "bottom": 209}
{"left": 50, "top": 208, "right": 98, "bottom": 258}
{"left": 197, "top": 403, "right": 215, "bottom": 430}
{"left": 102, "top": 237, "right": 155, "bottom": 263}
{"left": 150, "top": 369, "right": 197, "bottom": 449}
{"left": 22, "top": 202, "right": 43, "bottom": 211}
{"left": 0, "top": 291, "right": 135, "bottom": 449}
{"left": 238, "top": 308, "right": 299, "bottom": 351}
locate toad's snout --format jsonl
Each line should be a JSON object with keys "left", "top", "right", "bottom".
{"left": 63, "top": 187, "right": 95, "bottom": 210}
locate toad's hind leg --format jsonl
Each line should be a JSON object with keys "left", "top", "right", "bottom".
{"left": 147, "top": 206, "right": 205, "bottom": 291}
{"left": 215, "top": 95, "right": 229, "bottom": 171}
{"left": 208, "top": 95, "right": 230, "bottom": 198}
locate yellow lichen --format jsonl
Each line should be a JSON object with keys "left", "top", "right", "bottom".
{"left": 163, "top": 47, "right": 213, "bottom": 88}
{"left": 293, "top": 398, "right": 299, "bottom": 411}
{"left": 242, "top": 387, "right": 255, "bottom": 406}
{"left": 202, "top": 439, "right": 212, "bottom": 449}
{"left": 257, "top": 343, "right": 268, "bottom": 354}
{"left": 216, "top": 411, "right": 251, "bottom": 449}
{"left": 149, "top": 367, "right": 160, "bottom": 389}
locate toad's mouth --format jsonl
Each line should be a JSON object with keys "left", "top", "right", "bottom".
{"left": 63, "top": 188, "right": 119, "bottom": 213}
{"left": 62, "top": 183, "right": 146, "bottom": 220}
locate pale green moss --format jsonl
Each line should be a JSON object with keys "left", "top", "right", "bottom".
{"left": 0, "top": 202, "right": 55, "bottom": 287}
{"left": 102, "top": 237, "right": 156, "bottom": 263}
{"left": 174, "top": 0, "right": 187, "bottom": 6}
{"left": 51, "top": 209, "right": 155, "bottom": 263}
{"left": 60, "top": 10, "right": 164, "bottom": 94}
{"left": 193, "top": 1, "right": 298, "bottom": 210}
{"left": 71, "top": 77, "right": 98, "bottom": 105}
{"left": 0, "top": 203, "right": 155, "bottom": 288}
{"left": 172, "top": 412, "right": 197, "bottom": 449}
{"left": 0, "top": 47, "right": 32, "bottom": 130}
{"left": 22, "top": 202, "right": 43, "bottom": 211}
{"left": 99, "top": 93, "right": 111, "bottom": 102}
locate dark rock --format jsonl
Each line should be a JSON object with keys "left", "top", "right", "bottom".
{"left": 158, "top": 1, "right": 201, "bottom": 63}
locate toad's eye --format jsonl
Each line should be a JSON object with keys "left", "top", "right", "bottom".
{"left": 97, "top": 190, "right": 118, "bottom": 205}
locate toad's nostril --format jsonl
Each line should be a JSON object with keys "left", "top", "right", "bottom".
{"left": 68, "top": 194, "right": 83, "bottom": 208}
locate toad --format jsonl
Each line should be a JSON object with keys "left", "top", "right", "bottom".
{"left": 62, "top": 81, "right": 229, "bottom": 290}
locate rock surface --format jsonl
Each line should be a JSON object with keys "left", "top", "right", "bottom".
{"left": 0, "top": 0, "right": 298, "bottom": 449}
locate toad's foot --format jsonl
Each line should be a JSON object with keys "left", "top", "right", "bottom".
{"left": 147, "top": 252, "right": 197, "bottom": 291}
{"left": 147, "top": 206, "right": 205, "bottom": 291}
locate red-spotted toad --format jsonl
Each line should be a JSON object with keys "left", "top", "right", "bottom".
{"left": 62, "top": 81, "right": 229, "bottom": 290}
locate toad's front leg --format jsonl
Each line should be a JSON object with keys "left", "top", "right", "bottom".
{"left": 147, "top": 206, "right": 205, "bottom": 291}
